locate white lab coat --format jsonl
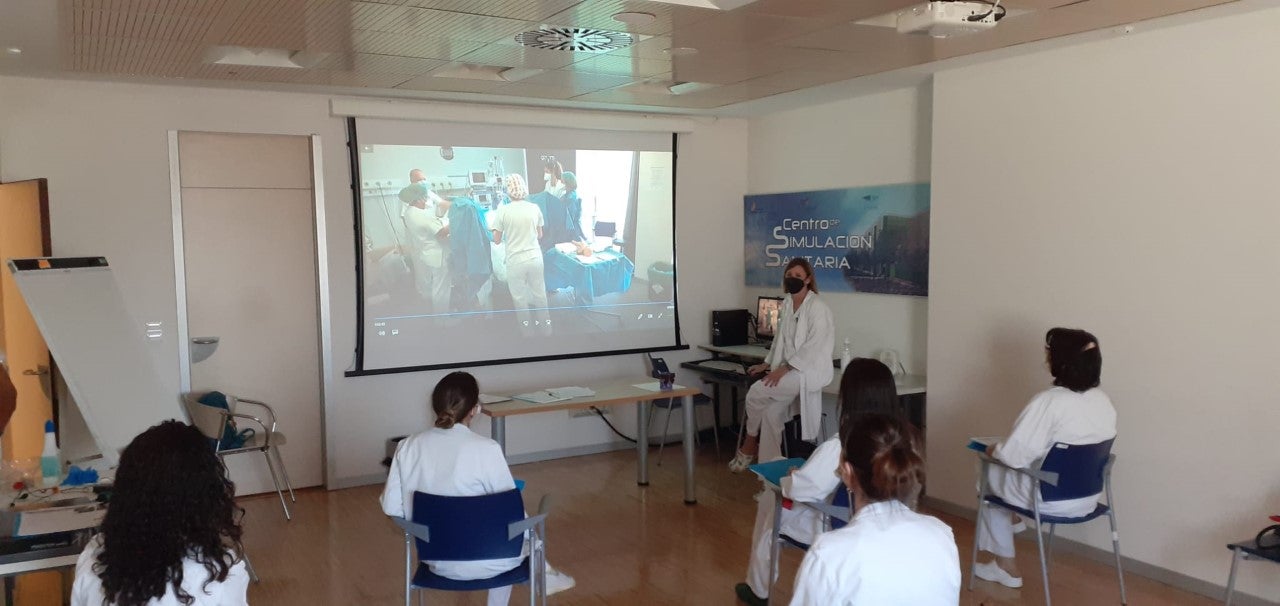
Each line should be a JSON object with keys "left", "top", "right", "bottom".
{"left": 763, "top": 292, "right": 835, "bottom": 441}
{"left": 381, "top": 425, "right": 523, "bottom": 580}
{"left": 746, "top": 437, "right": 843, "bottom": 597}
{"left": 790, "top": 500, "right": 961, "bottom": 606}
{"left": 990, "top": 386, "right": 1117, "bottom": 515}
{"left": 71, "top": 536, "right": 250, "bottom": 606}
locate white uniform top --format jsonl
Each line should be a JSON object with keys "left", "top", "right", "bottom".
{"left": 763, "top": 291, "right": 835, "bottom": 440}
{"left": 991, "top": 386, "right": 1117, "bottom": 514}
{"left": 778, "top": 436, "right": 842, "bottom": 543}
{"left": 492, "top": 200, "right": 543, "bottom": 266}
{"left": 71, "top": 537, "right": 249, "bottom": 606}
{"left": 404, "top": 205, "right": 448, "bottom": 267}
{"left": 790, "top": 500, "right": 960, "bottom": 606}
{"left": 380, "top": 424, "right": 522, "bottom": 579}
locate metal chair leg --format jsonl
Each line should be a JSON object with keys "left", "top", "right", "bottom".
{"left": 1034, "top": 503, "right": 1051, "bottom": 606}
{"left": 1224, "top": 547, "right": 1242, "bottom": 606}
{"left": 1047, "top": 523, "right": 1056, "bottom": 558}
{"left": 1108, "top": 509, "right": 1127, "bottom": 604}
{"left": 242, "top": 550, "right": 260, "bottom": 583}
{"left": 405, "top": 533, "right": 412, "bottom": 606}
{"left": 710, "top": 407, "right": 722, "bottom": 460}
{"left": 262, "top": 450, "right": 291, "bottom": 521}
{"left": 968, "top": 498, "right": 984, "bottom": 592}
{"left": 272, "top": 445, "right": 296, "bottom": 503}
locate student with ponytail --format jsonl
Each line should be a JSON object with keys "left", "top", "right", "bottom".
{"left": 789, "top": 413, "right": 960, "bottom": 606}
{"left": 381, "top": 372, "right": 574, "bottom": 605}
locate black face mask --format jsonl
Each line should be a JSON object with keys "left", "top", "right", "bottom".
{"left": 783, "top": 276, "right": 806, "bottom": 294}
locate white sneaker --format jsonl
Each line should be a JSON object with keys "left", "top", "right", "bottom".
{"left": 728, "top": 450, "right": 755, "bottom": 473}
{"left": 974, "top": 561, "right": 1023, "bottom": 588}
{"left": 545, "top": 567, "right": 576, "bottom": 595}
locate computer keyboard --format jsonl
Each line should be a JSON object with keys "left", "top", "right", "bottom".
{"left": 699, "top": 360, "right": 747, "bottom": 374}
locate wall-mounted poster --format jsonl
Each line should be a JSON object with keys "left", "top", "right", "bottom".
{"left": 744, "top": 183, "right": 930, "bottom": 296}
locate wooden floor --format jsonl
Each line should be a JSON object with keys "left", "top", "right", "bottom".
{"left": 240, "top": 445, "right": 1216, "bottom": 605}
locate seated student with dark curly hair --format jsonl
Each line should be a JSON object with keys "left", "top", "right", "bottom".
{"left": 382, "top": 371, "right": 574, "bottom": 606}
{"left": 72, "top": 420, "right": 249, "bottom": 606}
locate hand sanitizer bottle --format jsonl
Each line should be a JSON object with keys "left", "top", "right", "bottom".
{"left": 840, "top": 338, "right": 852, "bottom": 371}
{"left": 41, "top": 420, "right": 60, "bottom": 486}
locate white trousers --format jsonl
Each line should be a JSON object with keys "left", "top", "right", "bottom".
{"left": 506, "top": 256, "right": 550, "bottom": 336}
{"left": 745, "top": 489, "right": 822, "bottom": 598}
{"left": 411, "top": 257, "right": 451, "bottom": 315}
{"left": 976, "top": 465, "right": 1101, "bottom": 558}
{"left": 744, "top": 372, "right": 803, "bottom": 463}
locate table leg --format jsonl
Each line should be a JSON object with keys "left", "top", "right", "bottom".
{"left": 1224, "top": 547, "right": 1242, "bottom": 606}
{"left": 636, "top": 400, "right": 649, "bottom": 486}
{"left": 492, "top": 417, "right": 507, "bottom": 456}
{"left": 682, "top": 394, "right": 697, "bottom": 504}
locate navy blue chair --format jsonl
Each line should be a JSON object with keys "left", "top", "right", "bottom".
{"left": 389, "top": 489, "right": 548, "bottom": 606}
{"left": 767, "top": 485, "right": 853, "bottom": 597}
{"left": 970, "top": 439, "right": 1126, "bottom": 606}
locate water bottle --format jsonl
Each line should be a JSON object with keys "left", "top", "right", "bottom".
{"left": 41, "top": 420, "right": 60, "bottom": 486}
{"left": 840, "top": 338, "right": 852, "bottom": 371}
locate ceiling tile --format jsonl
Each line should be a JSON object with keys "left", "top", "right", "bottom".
{"left": 742, "top": 0, "right": 918, "bottom": 22}
{"left": 603, "top": 34, "right": 673, "bottom": 60}
{"left": 403, "top": 0, "right": 586, "bottom": 22}
{"left": 667, "top": 11, "right": 832, "bottom": 51}
{"left": 543, "top": 0, "right": 720, "bottom": 36}
{"left": 458, "top": 43, "right": 584, "bottom": 70}
{"left": 516, "top": 69, "right": 636, "bottom": 91}
{"left": 571, "top": 53, "right": 671, "bottom": 77}
{"left": 375, "top": 6, "right": 531, "bottom": 42}
{"left": 311, "top": 52, "right": 446, "bottom": 75}
{"left": 667, "top": 46, "right": 853, "bottom": 85}
{"left": 395, "top": 74, "right": 511, "bottom": 94}
{"left": 352, "top": 30, "right": 486, "bottom": 59}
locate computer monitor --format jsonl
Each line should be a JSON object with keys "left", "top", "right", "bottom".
{"left": 756, "top": 296, "right": 783, "bottom": 341}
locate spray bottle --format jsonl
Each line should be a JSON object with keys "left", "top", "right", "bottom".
{"left": 41, "top": 420, "right": 60, "bottom": 486}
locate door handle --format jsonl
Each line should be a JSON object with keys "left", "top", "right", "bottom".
{"left": 23, "top": 365, "right": 49, "bottom": 376}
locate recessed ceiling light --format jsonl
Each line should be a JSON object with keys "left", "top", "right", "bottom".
{"left": 5, "top": 47, "right": 22, "bottom": 55}
{"left": 663, "top": 47, "right": 698, "bottom": 57}
{"left": 612, "top": 12, "right": 657, "bottom": 26}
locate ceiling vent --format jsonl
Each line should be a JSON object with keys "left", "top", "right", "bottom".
{"left": 515, "top": 28, "right": 634, "bottom": 52}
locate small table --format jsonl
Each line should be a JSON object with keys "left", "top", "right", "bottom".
{"left": 0, "top": 508, "right": 94, "bottom": 606}
{"left": 482, "top": 381, "right": 704, "bottom": 504}
{"left": 1225, "top": 538, "right": 1280, "bottom": 605}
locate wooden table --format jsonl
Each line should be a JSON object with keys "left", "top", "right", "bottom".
{"left": 482, "top": 381, "right": 705, "bottom": 504}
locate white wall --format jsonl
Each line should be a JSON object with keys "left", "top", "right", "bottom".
{"left": 747, "top": 87, "right": 931, "bottom": 372}
{"left": 928, "top": 7, "right": 1280, "bottom": 600}
{"left": 0, "top": 76, "right": 747, "bottom": 487}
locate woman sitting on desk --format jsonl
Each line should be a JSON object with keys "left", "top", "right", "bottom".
{"left": 72, "top": 421, "right": 249, "bottom": 606}
{"left": 735, "top": 358, "right": 900, "bottom": 606}
{"left": 381, "top": 372, "right": 574, "bottom": 605}
{"left": 790, "top": 412, "right": 960, "bottom": 605}
{"left": 972, "top": 327, "right": 1117, "bottom": 588}
{"left": 728, "top": 258, "right": 835, "bottom": 472}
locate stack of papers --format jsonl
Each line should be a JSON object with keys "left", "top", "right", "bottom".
{"left": 16, "top": 505, "right": 105, "bottom": 537}
{"left": 479, "top": 394, "right": 512, "bottom": 405}
{"left": 512, "top": 387, "right": 595, "bottom": 404}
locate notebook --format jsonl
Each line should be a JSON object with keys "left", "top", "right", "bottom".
{"left": 967, "top": 436, "right": 1002, "bottom": 453}
{"left": 747, "top": 458, "right": 807, "bottom": 487}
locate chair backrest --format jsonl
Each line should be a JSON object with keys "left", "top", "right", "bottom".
{"left": 411, "top": 489, "right": 525, "bottom": 561}
{"left": 829, "top": 487, "right": 851, "bottom": 530}
{"left": 1037, "top": 438, "right": 1115, "bottom": 502}
{"left": 182, "top": 393, "right": 228, "bottom": 441}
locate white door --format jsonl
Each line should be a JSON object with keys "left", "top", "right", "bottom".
{"left": 175, "top": 132, "right": 323, "bottom": 495}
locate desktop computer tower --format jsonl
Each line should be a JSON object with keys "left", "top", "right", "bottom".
{"left": 711, "top": 309, "right": 749, "bottom": 347}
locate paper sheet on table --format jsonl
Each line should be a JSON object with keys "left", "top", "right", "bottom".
{"left": 479, "top": 393, "right": 512, "bottom": 405}
{"left": 16, "top": 506, "right": 105, "bottom": 537}
{"left": 632, "top": 382, "right": 687, "bottom": 392}
{"left": 547, "top": 386, "right": 595, "bottom": 398}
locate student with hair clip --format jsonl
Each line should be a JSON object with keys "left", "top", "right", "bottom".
{"left": 973, "top": 327, "right": 1117, "bottom": 588}
{"left": 735, "top": 358, "right": 900, "bottom": 606}
{"left": 381, "top": 372, "right": 574, "bottom": 605}
{"left": 72, "top": 421, "right": 249, "bottom": 606}
{"left": 729, "top": 258, "right": 835, "bottom": 472}
{"left": 790, "top": 413, "right": 960, "bottom": 605}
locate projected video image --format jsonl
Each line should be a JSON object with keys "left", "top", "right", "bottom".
{"left": 358, "top": 143, "right": 676, "bottom": 369}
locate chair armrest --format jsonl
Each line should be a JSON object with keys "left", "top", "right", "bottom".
{"left": 509, "top": 513, "right": 547, "bottom": 540}
{"left": 225, "top": 411, "right": 273, "bottom": 446}
{"left": 976, "top": 453, "right": 1060, "bottom": 486}
{"left": 390, "top": 516, "right": 431, "bottom": 542}
{"left": 233, "top": 398, "right": 279, "bottom": 432}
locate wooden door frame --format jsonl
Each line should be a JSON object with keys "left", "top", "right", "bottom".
{"left": 167, "top": 132, "right": 334, "bottom": 489}
{"left": 0, "top": 178, "right": 57, "bottom": 434}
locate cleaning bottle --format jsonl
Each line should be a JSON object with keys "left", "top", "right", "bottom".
{"left": 840, "top": 338, "right": 853, "bottom": 371}
{"left": 41, "top": 420, "right": 60, "bottom": 486}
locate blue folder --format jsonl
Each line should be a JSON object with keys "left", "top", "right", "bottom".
{"left": 747, "top": 458, "right": 807, "bottom": 487}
